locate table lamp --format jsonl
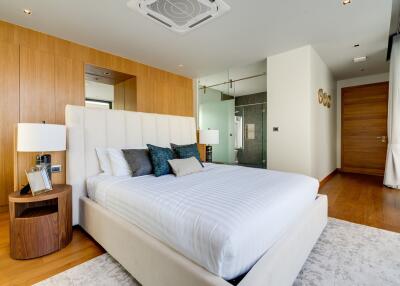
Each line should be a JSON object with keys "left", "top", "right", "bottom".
{"left": 17, "top": 123, "right": 66, "bottom": 186}
{"left": 199, "top": 129, "right": 219, "bottom": 163}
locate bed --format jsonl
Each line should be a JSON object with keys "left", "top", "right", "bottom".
{"left": 66, "top": 105, "right": 328, "bottom": 286}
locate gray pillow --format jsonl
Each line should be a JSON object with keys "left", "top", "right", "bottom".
{"left": 122, "top": 149, "right": 153, "bottom": 177}
{"left": 168, "top": 157, "right": 203, "bottom": 177}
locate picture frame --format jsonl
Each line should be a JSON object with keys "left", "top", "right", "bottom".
{"left": 25, "top": 167, "right": 52, "bottom": 196}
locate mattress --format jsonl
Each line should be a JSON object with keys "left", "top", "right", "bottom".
{"left": 86, "top": 164, "right": 318, "bottom": 280}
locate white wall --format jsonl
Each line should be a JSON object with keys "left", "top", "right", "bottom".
{"left": 267, "top": 45, "right": 336, "bottom": 180}
{"left": 310, "top": 48, "right": 337, "bottom": 180}
{"left": 336, "top": 73, "right": 389, "bottom": 167}
{"left": 267, "top": 46, "right": 312, "bottom": 175}
{"left": 85, "top": 80, "right": 114, "bottom": 102}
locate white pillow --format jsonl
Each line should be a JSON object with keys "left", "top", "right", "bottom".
{"left": 108, "top": 148, "right": 132, "bottom": 176}
{"left": 168, "top": 157, "right": 203, "bottom": 177}
{"left": 95, "top": 148, "right": 112, "bottom": 175}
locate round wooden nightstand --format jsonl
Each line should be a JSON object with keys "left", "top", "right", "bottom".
{"left": 8, "top": 184, "right": 73, "bottom": 259}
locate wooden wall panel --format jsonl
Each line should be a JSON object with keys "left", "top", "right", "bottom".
{"left": 55, "top": 57, "right": 85, "bottom": 124}
{"left": 18, "top": 46, "right": 56, "bottom": 188}
{"left": 0, "top": 21, "right": 193, "bottom": 117}
{"left": 53, "top": 57, "right": 85, "bottom": 184}
{"left": 0, "top": 42, "right": 19, "bottom": 203}
{"left": 20, "top": 46, "right": 55, "bottom": 123}
{"left": 124, "top": 78, "right": 137, "bottom": 111}
{"left": 112, "top": 77, "right": 137, "bottom": 111}
{"left": 114, "top": 82, "right": 125, "bottom": 110}
{"left": 0, "top": 20, "right": 194, "bottom": 203}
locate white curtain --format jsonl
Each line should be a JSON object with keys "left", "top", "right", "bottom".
{"left": 384, "top": 35, "right": 400, "bottom": 189}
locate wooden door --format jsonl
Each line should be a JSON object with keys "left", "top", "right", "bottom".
{"left": 341, "top": 82, "right": 389, "bottom": 176}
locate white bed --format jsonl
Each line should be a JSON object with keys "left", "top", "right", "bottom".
{"left": 66, "top": 105, "right": 328, "bottom": 286}
{"left": 86, "top": 163, "right": 319, "bottom": 280}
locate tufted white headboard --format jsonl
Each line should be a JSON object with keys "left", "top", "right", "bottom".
{"left": 65, "top": 105, "right": 196, "bottom": 225}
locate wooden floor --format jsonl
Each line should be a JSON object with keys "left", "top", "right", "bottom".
{"left": 319, "top": 172, "right": 400, "bottom": 233}
{"left": 1, "top": 172, "right": 400, "bottom": 285}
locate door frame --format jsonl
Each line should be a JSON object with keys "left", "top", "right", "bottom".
{"left": 340, "top": 81, "right": 389, "bottom": 176}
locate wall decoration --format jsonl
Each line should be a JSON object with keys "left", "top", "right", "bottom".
{"left": 318, "top": 89, "right": 324, "bottom": 104}
{"left": 317, "top": 89, "right": 332, "bottom": 109}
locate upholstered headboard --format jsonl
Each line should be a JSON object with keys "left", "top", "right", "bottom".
{"left": 65, "top": 105, "right": 196, "bottom": 225}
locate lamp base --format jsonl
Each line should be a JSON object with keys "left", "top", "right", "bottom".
{"left": 36, "top": 154, "right": 52, "bottom": 184}
{"left": 205, "top": 145, "right": 213, "bottom": 163}
{"left": 19, "top": 184, "right": 31, "bottom": 195}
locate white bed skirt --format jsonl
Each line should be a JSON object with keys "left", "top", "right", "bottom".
{"left": 79, "top": 195, "right": 328, "bottom": 286}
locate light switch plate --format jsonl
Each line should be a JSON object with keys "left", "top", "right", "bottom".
{"left": 51, "top": 165, "right": 62, "bottom": 173}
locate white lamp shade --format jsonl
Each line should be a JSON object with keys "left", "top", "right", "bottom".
{"left": 17, "top": 123, "right": 66, "bottom": 152}
{"left": 200, "top": 129, "right": 220, "bottom": 145}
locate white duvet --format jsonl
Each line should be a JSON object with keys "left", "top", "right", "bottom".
{"left": 87, "top": 164, "right": 318, "bottom": 280}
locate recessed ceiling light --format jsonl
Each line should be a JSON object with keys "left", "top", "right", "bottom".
{"left": 23, "top": 9, "right": 32, "bottom": 15}
{"left": 353, "top": 56, "right": 367, "bottom": 63}
{"left": 104, "top": 72, "right": 111, "bottom": 76}
{"left": 178, "top": 64, "right": 184, "bottom": 68}
{"left": 342, "top": 0, "right": 351, "bottom": 5}
{"left": 354, "top": 44, "right": 360, "bottom": 47}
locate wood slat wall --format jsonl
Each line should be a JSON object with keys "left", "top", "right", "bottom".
{"left": 0, "top": 20, "right": 194, "bottom": 206}
{"left": 0, "top": 42, "right": 19, "bottom": 207}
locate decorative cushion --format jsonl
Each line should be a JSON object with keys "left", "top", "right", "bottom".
{"left": 170, "top": 143, "right": 203, "bottom": 167}
{"left": 122, "top": 149, "right": 153, "bottom": 177}
{"left": 107, "top": 148, "right": 132, "bottom": 176}
{"left": 168, "top": 157, "right": 203, "bottom": 177}
{"left": 95, "top": 148, "right": 112, "bottom": 175}
{"left": 147, "top": 144, "right": 175, "bottom": 177}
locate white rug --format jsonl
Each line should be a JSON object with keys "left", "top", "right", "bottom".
{"left": 35, "top": 218, "right": 400, "bottom": 286}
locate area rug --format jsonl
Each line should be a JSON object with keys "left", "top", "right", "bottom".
{"left": 35, "top": 218, "right": 400, "bottom": 286}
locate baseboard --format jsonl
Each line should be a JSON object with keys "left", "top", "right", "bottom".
{"left": 319, "top": 169, "right": 338, "bottom": 188}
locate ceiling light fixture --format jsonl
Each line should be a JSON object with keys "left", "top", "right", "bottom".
{"left": 23, "top": 9, "right": 32, "bottom": 15}
{"left": 103, "top": 72, "right": 111, "bottom": 76}
{"left": 178, "top": 64, "right": 184, "bottom": 68}
{"left": 353, "top": 56, "right": 367, "bottom": 63}
{"left": 342, "top": 0, "right": 351, "bottom": 5}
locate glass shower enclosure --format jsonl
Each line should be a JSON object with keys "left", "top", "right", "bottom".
{"left": 235, "top": 97, "right": 266, "bottom": 168}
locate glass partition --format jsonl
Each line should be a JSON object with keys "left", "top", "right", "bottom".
{"left": 198, "top": 60, "right": 267, "bottom": 168}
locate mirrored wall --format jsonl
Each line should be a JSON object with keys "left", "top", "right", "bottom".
{"left": 85, "top": 64, "right": 137, "bottom": 111}
{"left": 197, "top": 60, "right": 267, "bottom": 168}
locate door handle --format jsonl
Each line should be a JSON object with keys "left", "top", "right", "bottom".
{"left": 376, "top": 136, "right": 387, "bottom": 143}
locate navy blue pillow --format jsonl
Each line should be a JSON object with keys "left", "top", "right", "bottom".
{"left": 170, "top": 143, "right": 204, "bottom": 167}
{"left": 147, "top": 144, "right": 175, "bottom": 177}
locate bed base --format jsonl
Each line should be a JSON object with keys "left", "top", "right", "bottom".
{"left": 79, "top": 195, "right": 327, "bottom": 286}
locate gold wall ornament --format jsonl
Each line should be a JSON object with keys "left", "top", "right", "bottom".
{"left": 317, "top": 88, "right": 332, "bottom": 109}
{"left": 322, "top": 92, "right": 328, "bottom": 106}
{"left": 318, "top": 89, "right": 324, "bottom": 104}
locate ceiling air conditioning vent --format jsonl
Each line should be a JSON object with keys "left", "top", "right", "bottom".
{"left": 127, "top": 0, "right": 230, "bottom": 33}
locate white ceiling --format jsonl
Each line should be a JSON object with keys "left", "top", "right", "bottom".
{"left": 0, "top": 0, "right": 393, "bottom": 80}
